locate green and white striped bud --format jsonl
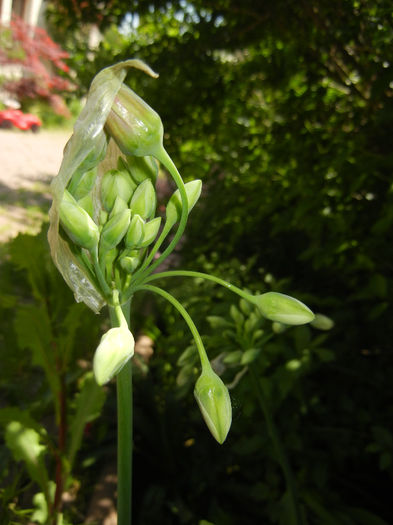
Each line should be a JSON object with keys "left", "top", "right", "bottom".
{"left": 59, "top": 190, "right": 99, "bottom": 251}
{"left": 194, "top": 367, "right": 232, "bottom": 444}
{"left": 129, "top": 179, "right": 156, "bottom": 220}
{"left": 252, "top": 292, "right": 314, "bottom": 325}
{"left": 77, "top": 193, "right": 94, "bottom": 218}
{"left": 69, "top": 168, "right": 97, "bottom": 200}
{"left": 119, "top": 255, "right": 140, "bottom": 273}
{"left": 166, "top": 180, "right": 202, "bottom": 228}
{"left": 100, "top": 209, "right": 131, "bottom": 251}
{"left": 125, "top": 214, "right": 145, "bottom": 248}
{"left": 140, "top": 217, "right": 161, "bottom": 247}
{"left": 101, "top": 169, "right": 136, "bottom": 212}
{"left": 104, "top": 84, "right": 164, "bottom": 157}
{"left": 93, "top": 326, "right": 135, "bottom": 385}
{"left": 110, "top": 196, "right": 128, "bottom": 218}
{"left": 127, "top": 155, "right": 158, "bottom": 185}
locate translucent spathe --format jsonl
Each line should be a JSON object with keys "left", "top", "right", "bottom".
{"left": 48, "top": 59, "right": 158, "bottom": 312}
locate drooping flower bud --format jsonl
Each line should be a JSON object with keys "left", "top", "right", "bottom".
{"left": 129, "top": 179, "right": 157, "bottom": 220}
{"left": 93, "top": 326, "right": 135, "bottom": 385}
{"left": 252, "top": 292, "right": 314, "bottom": 325}
{"left": 104, "top": 84, "right": 164, "bottom": 158}
{"left": 59, "top": 190, "right": 99, "bottom": 251}
{"left": 194, "top": 367, "right": 232, "bottom": 444}
{"left": 165, "top": 180, "right": 202, "bottom": 228}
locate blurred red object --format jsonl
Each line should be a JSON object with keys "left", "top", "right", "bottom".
{"left": 0, "top": 109, "right": 42, "bottom": 132}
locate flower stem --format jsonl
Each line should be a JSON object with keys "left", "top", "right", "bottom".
{"left": 143, "top": 270, "right": 253, "bottom": 301}
{"left": 109, "top": 298, "right": 133, "bottom": 525}
{"left": 248, "top": 366, "right": 303, "bottom": 525}
{"left": 138, "top": 284, "right": 210, "bottom": 370}
{"left": 132, "top": 148, "right": 189, "bottom": 281}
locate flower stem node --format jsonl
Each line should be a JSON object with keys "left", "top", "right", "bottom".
{"left": 253, "top": 292, "right": 314, "bottom": 325}
{"left": 59, "top": 190, "right": 99, "bottom": 251}
{"left": 104, "top": 84, "right": 164, "bottom": 157}
{"left": 194, "top": 367, "right": 232, "bottom": 444}
{"left": 93, "top": 326, "right": 135, "bottom": 386}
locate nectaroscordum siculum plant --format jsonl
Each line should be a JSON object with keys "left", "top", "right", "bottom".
{"left": 48, "top": 59, "right": 314, "bottom": 524}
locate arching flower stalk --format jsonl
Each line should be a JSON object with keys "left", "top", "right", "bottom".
{"left": 48, "top": 59, "right": 314, "bottom": 525}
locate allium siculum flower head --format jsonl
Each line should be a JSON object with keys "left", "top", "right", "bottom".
{"left": 105, "top": 84, "right": 164, "bottom": 158}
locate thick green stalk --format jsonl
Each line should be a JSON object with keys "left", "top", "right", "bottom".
{"left": 138, "top": 284, "right": 210, "bottom": 370}
{"left": 109, "top": 298, "right": 133, "bottom": 525}
{"left": 248, "top": 366, "right": 303, "bottom": 525}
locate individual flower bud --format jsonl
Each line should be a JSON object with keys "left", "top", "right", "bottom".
{"left": 140, "top": 217, "right": 161, "bottom": 247}
{"left": 93, "top": 326, "right": 135, "bottom": 385}
{"left": 119, "top": 255, "right": 140, "bottom": 273}
{"left": 194, "top": 367, "right": 232, "bottom": 444}
{"left": 100, "top": 209, "right": 108, "bottom": 226}
{"left": 104, "top": 84, "right": 164, "bottom": 157}
{"left": 101, "top": 169, "right": 136, "bottom": 212}
{"left": 129, "top": 178, "right": 156, "bottom": 219}
{"left": 110, "top": 196, "right": 128, "bottom": 218}
{"left": 166, "top": 180, "right": 202, "bottom": 228}
{"left": 59, "top": 190, "right": 99, "bottom": 251}
{"left": 125, "top": 214, "right": 145, "bottom": 248}
{"left": 127, "top": 155, "right": 158, "bottom": 185}
{"left": 69, "top": 168, "right": 97, "bottom": 200}
{"left": 77, "top": 193, "right": 94, "bottom": 218}
{"left": 252, "top": 292, "right": 314, "bottom": 325}
{"left": 100, "top": 209, "right": 131, "bottom": 251}
{"left": 311, "top": 314, "right": 334, "bottom": 331}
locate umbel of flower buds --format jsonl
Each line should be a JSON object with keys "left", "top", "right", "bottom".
{"left": 48, "top": 59, "right": 161, "bottom": 313}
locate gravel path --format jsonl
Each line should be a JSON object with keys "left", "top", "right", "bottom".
{"left": 0, "top": 128, "right": 71, "bottom": 242}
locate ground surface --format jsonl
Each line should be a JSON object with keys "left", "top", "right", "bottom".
{"left": 0, "top": 128, "right": 71, "bottom": 242}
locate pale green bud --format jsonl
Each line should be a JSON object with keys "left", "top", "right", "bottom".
{"left": 140, "top": 217, "right": 161, "bottom": 247}
{"left": 101, "top": 169, "right": 136, "bottom": 212}
{"left": 166, "top": 180, "right": 202, "bottom": 228}
{"left": 59, "top": 190, "right": 99, "bottom": 251}
{"left": 93, "top": 326, "right": 135, "bottom": 385}
{"left": 119, "top": 255, "right": 140, "bottom": 273}
{"left": 194, "top": 367, "right": 232, "bottom": 444}
{"left": 104, "top": 84, "right": 164, "bottom": 157}
{"left": 100, "top": 209, "right": 131, "bottom": 251}
{"left": 110, "top": 196, "right": 128, "bottom": 217}
{"left": 127, "top": 155, "right": 158, "bottom": 185}
{"left": 69, "top": 168, "right": 97, "bottom": 200}
{"left": 311, "top": 314, "right": 334, "bottom": 331}
{"left": 252, "top": 292, "right": 314, "bottom": 325}
{"left": 129, "top": 179, "right": 156, "bottom": 219}
{"left": 77, "top": 193, "right": 94, "bottom": 217}
{"left": 125, "top": 214, "right": 145, "bottom": 248}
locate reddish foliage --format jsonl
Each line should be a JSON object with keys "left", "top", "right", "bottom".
{"left": 0, "top": 16, "right": 74, "bottom": 115}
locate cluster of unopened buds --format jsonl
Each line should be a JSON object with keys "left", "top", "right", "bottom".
{"left": 49, "top": 60, "right": 314, "bottom": 444}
